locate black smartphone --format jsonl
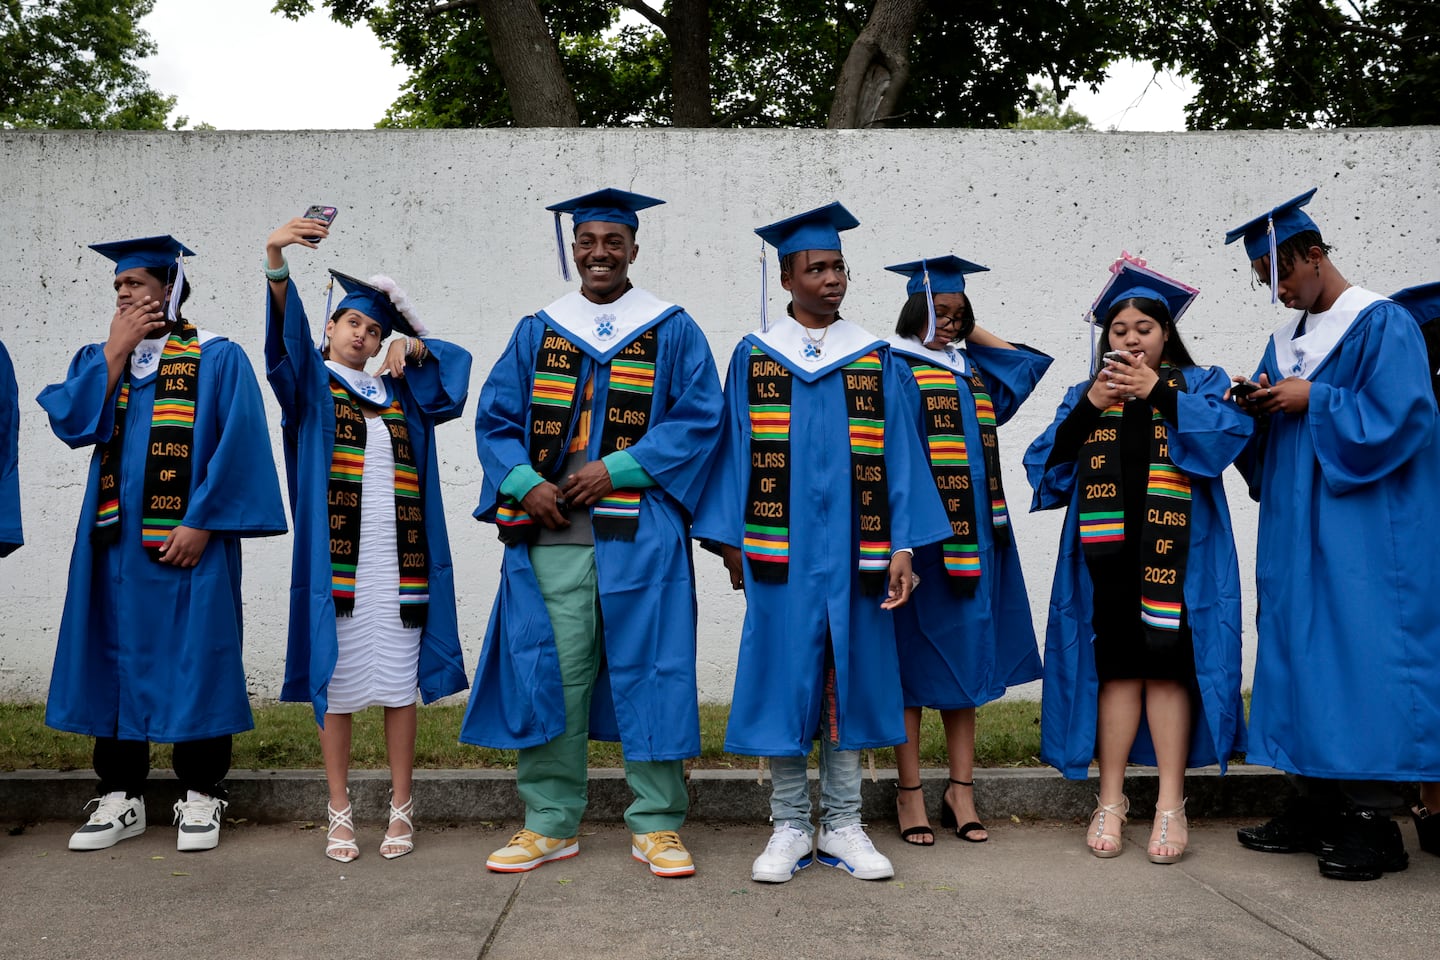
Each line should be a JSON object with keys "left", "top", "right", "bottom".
{"left": 302, "top": 205, "right": 338, "bottom": 243}
{"left": 1102, "top": 350, "right": 1131, "bottom": 365}
{"left": 1230, "top": 381, "right": 1260, "bottom": 401}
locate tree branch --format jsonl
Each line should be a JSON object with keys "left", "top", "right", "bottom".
{"left": 426, "top": 0, "right": 482, "bottom": 15}
{"left": 620, "top": 1, "right": 669, "bottom": 32}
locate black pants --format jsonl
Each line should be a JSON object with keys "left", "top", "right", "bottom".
{"left": 94, "top": 735, "right": 232, "bottom": 800}
{"left": 1292, "top": 774, "right": 1404, "bottom": 813}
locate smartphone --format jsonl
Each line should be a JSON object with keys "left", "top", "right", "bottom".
{"left": 1102, "top": 350, "right": 1131, "bottom": 365}
{"left": 1230, "top": 381, "right": 1260, "bottom": 401}
{"left": 302, "top": 205, "right": 338, "bottom": 243}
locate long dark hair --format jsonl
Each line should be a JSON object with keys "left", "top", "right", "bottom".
{"left": 1096, "top": 296, "right": 1195, "bottom": 373}
{"left": 894, "top": 290, "right": 975, "bottom": 340}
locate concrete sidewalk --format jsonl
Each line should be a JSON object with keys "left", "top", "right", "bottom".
{"left": 2, "top": 817, "right": 1435, "bottom": 960}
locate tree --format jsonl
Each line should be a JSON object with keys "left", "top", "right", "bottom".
{"left": 278, "top": 1, "right": 1140, "bottom": 129}
{"left": 1142, "top": 0, "right": 1440, "bottom": 128}
{"left": 1009, "top": 83, "right": 1093, "bottom": 130}
{"left": 1, "top": 0, "right": 176, "bottom": 129}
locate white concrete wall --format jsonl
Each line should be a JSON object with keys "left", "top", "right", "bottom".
{"left": 2, "top": 128, "right": 1437, "bottom": 705}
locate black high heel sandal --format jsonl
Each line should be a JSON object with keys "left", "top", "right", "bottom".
{"left": 939, "top": 778, "right": 988, "bottom": 843}
{"left": 895, "top": 783, "right": 935, "bottom": 846}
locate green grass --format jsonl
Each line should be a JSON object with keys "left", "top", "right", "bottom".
{"left": 0, "top": 700, "right": 1043, "bottom": 772}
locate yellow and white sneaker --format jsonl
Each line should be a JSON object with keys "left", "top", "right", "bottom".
{"left": 631, "top": 830, "right": 695, "bottom": 877}
{"left": 485, "top": 829, "right": 578, "bottom": 873}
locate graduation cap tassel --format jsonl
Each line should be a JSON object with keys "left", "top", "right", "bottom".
{"left": 553, "top": 211, "right": 572, "bottom": 283}
{"left": 319, "top": 276, "right": 336, "bottom": 349}
{"left": 760, "top": 240, "right": 770, "bottom": 334}
{"left": 1267, "top": 216, "right": 1279, "bottom": 305}
{"left": 922, "top": 259, "right": 937, "bottom": 344}
{"left": 166, "top": 253, "right": 186, "bottom": 325}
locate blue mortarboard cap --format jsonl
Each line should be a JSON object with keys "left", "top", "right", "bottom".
{"left": 327, "top": 270, "right": 426, "bottom": 340}
{"left": 755, "top": 202, "right": 860, "bottom": 259}
{"left": 886, "top": 256, "right": 990, "bottom": 343}
{"left": 1391, "top": 281, "right": 1440, "bottom": 325}
{"left": 89, "top": 235, "right": 195, "bottom": 274}
{"left": 545, "top": 187, "right": 665, "bottom": 231}
{"left": 544, "top": 188, "right": 664, "bottom": 281}
{"left": 1224, "top": 188, "right": 1320, "bottom": 262}
{"left": 885, "top": 256, "right": 989, "bottom": 297}
{"left": 1089, "top": 261, "right": 1198, "bottom": 327}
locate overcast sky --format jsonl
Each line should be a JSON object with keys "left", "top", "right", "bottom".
{"left": 137, "top": 0, "right": 1193, "bottom": 131}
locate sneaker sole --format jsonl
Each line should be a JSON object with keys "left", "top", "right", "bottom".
{"left": 68, "top": 822, "right": 146, "bottom": 852}
{"left": 177, "top": 830, "right": 220, "bottom": 852}
{"left": 486, "top": 842, "right": 579, "bottom": 873}
{"left": 816, "top": 852, "right": 894, "bottom": 880}
{"left": 751, "top": 854, "right": 812, "bottom": 883}
{"left": 1318, "top": 851, "right": 1408, "bottom": 881}
{"left": 631, "top": 848, "right": 695, "bottom": 878}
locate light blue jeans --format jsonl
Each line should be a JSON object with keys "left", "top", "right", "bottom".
{"left": 768, "top": 737, "right": 863, "bottom": 835}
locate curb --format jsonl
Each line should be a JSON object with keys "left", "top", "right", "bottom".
{"left": 0, "top": 765, "right": 1292, "bottom": 826}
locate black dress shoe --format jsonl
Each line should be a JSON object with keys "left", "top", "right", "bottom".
{"left": 1237, "top": 797, "right": 1326, "bottom": 854}
{"left": 1413, "top": 805, "right": 1440, "bottom": 857}
{"left": 1317, "top": 810, "right": 1409, "bottom": 881}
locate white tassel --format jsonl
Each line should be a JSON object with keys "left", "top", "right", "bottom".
{"left": 166, "top": 253, "right": 185, "bottom": 324}
{"left": 760, "top": 240, "right": 770, "bottom": 333}
{"left": 1267, "top": 216, "right": 1279, "bottom": 305}
{"left": 921, "top": 258, "right": 937, "bottom": 344}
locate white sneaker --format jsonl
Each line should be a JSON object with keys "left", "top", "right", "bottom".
{"left": 173, "top": 793, "right": 228, "bottom": 852}
{"left": 816, "top": 823, "right": 894, "bottom": 880}
{"left": 751, "top": 821, "right": 813, "bottom": 883}
{"left": 69, "top": 792, "right": 146, "bottom": 851}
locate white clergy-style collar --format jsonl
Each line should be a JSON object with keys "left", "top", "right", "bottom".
{"left": 537, "top": 286, "right": 679, "bottom": 363}
{"left": 885, "top": 333, "right": 970, "bottom": 376}
{"left": 1271, "top": 286, "right": 1384, "bottom": 381}
{"left": 326, "top": 360, "right": 393, "bottom": 408}
{"left": 747, "top": 316, "right": 885, "bottom": 383}
{"left": 129, "top": 328, "right": 219, "bottom": 381}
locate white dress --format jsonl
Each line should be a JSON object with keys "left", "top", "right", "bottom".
{"left": 326, "top": 410, "right": 422, "bottom": 713}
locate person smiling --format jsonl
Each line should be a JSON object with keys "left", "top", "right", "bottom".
{"left": 882, "top": 256, "right": 1052, "bottom": 847}
{"left": 38, "top": 236, "right": 286, "bottom": 853}
{"left": 263, "top": 217, "right": 471, "bottom": 862}
{"left": 462, "top": 189, "right": 722, "bottom": 879}
{"left": 1226, "top": 189, "right": 1440, "bottom": 880}
{"left": 1025, "top": 258, "right": 1250, "bottom": 865}
{"left": 691, "top": 203, "right": 952, "bottom": 884}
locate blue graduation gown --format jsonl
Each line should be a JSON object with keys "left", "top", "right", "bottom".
{"left": 1239, "top": 300, "right": 1440, "bottom": 779}
{"left": 265, "top": 281, "right": 471, "bottom": 724}
{"left": 0, "top": 341, "right": 21, "bottom": 557}
{"left": 38, "top": 333, "right": 286, "bottom": 742}
{"left": 890, "top": 342, "right": 1052, "bottom": 709}
{"left": 461, "top": 309, "right": 723, "bottom": 761}
{"left": 1025, "top": 365, "right": 1251, "bottom": 779}
{"left": 690, "top": 337, "right": 954, "bottom": 756}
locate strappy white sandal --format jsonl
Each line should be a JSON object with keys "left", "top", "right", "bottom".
{"left": 326, "top": 800, "right": 359, "bottom": 863}
{"left": 381, "top": 795, "right": 414, "bottom": 860}
{"left": 1148, "top": 799, "right": 1189, "bottom": 864}
{"left": 1087, "top": 794, "right": 1129, "bottom": 858}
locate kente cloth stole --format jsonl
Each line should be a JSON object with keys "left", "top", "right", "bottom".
{"left": 969, "top": 370, "right": 1011, "bottom": 547}
{"left": 92, "top": 325, "right": 201, "bottom": 562}
{"left": 496, "top": 327, "right": 658, "bottom": 544}
{"left": 590, "top": 330, "right": 659, "bottom": 541}
{"left": 743, "top": 346, "right": 792, "bottom": 582}
{"left": 327, "top": 382, "right": 430, "bottom": 628}
{"left": 1076, "top": 366, "right": 1192, "bottom": 638}
{"left": 905, "top": 359, "right": 982, "bottom": 597}
{"left": 844, "top": 352, "right": 892, "bottom": 596}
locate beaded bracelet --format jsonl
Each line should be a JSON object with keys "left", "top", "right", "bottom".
{"left": 264, "top": 257, "right": 290, "bottom": 282}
